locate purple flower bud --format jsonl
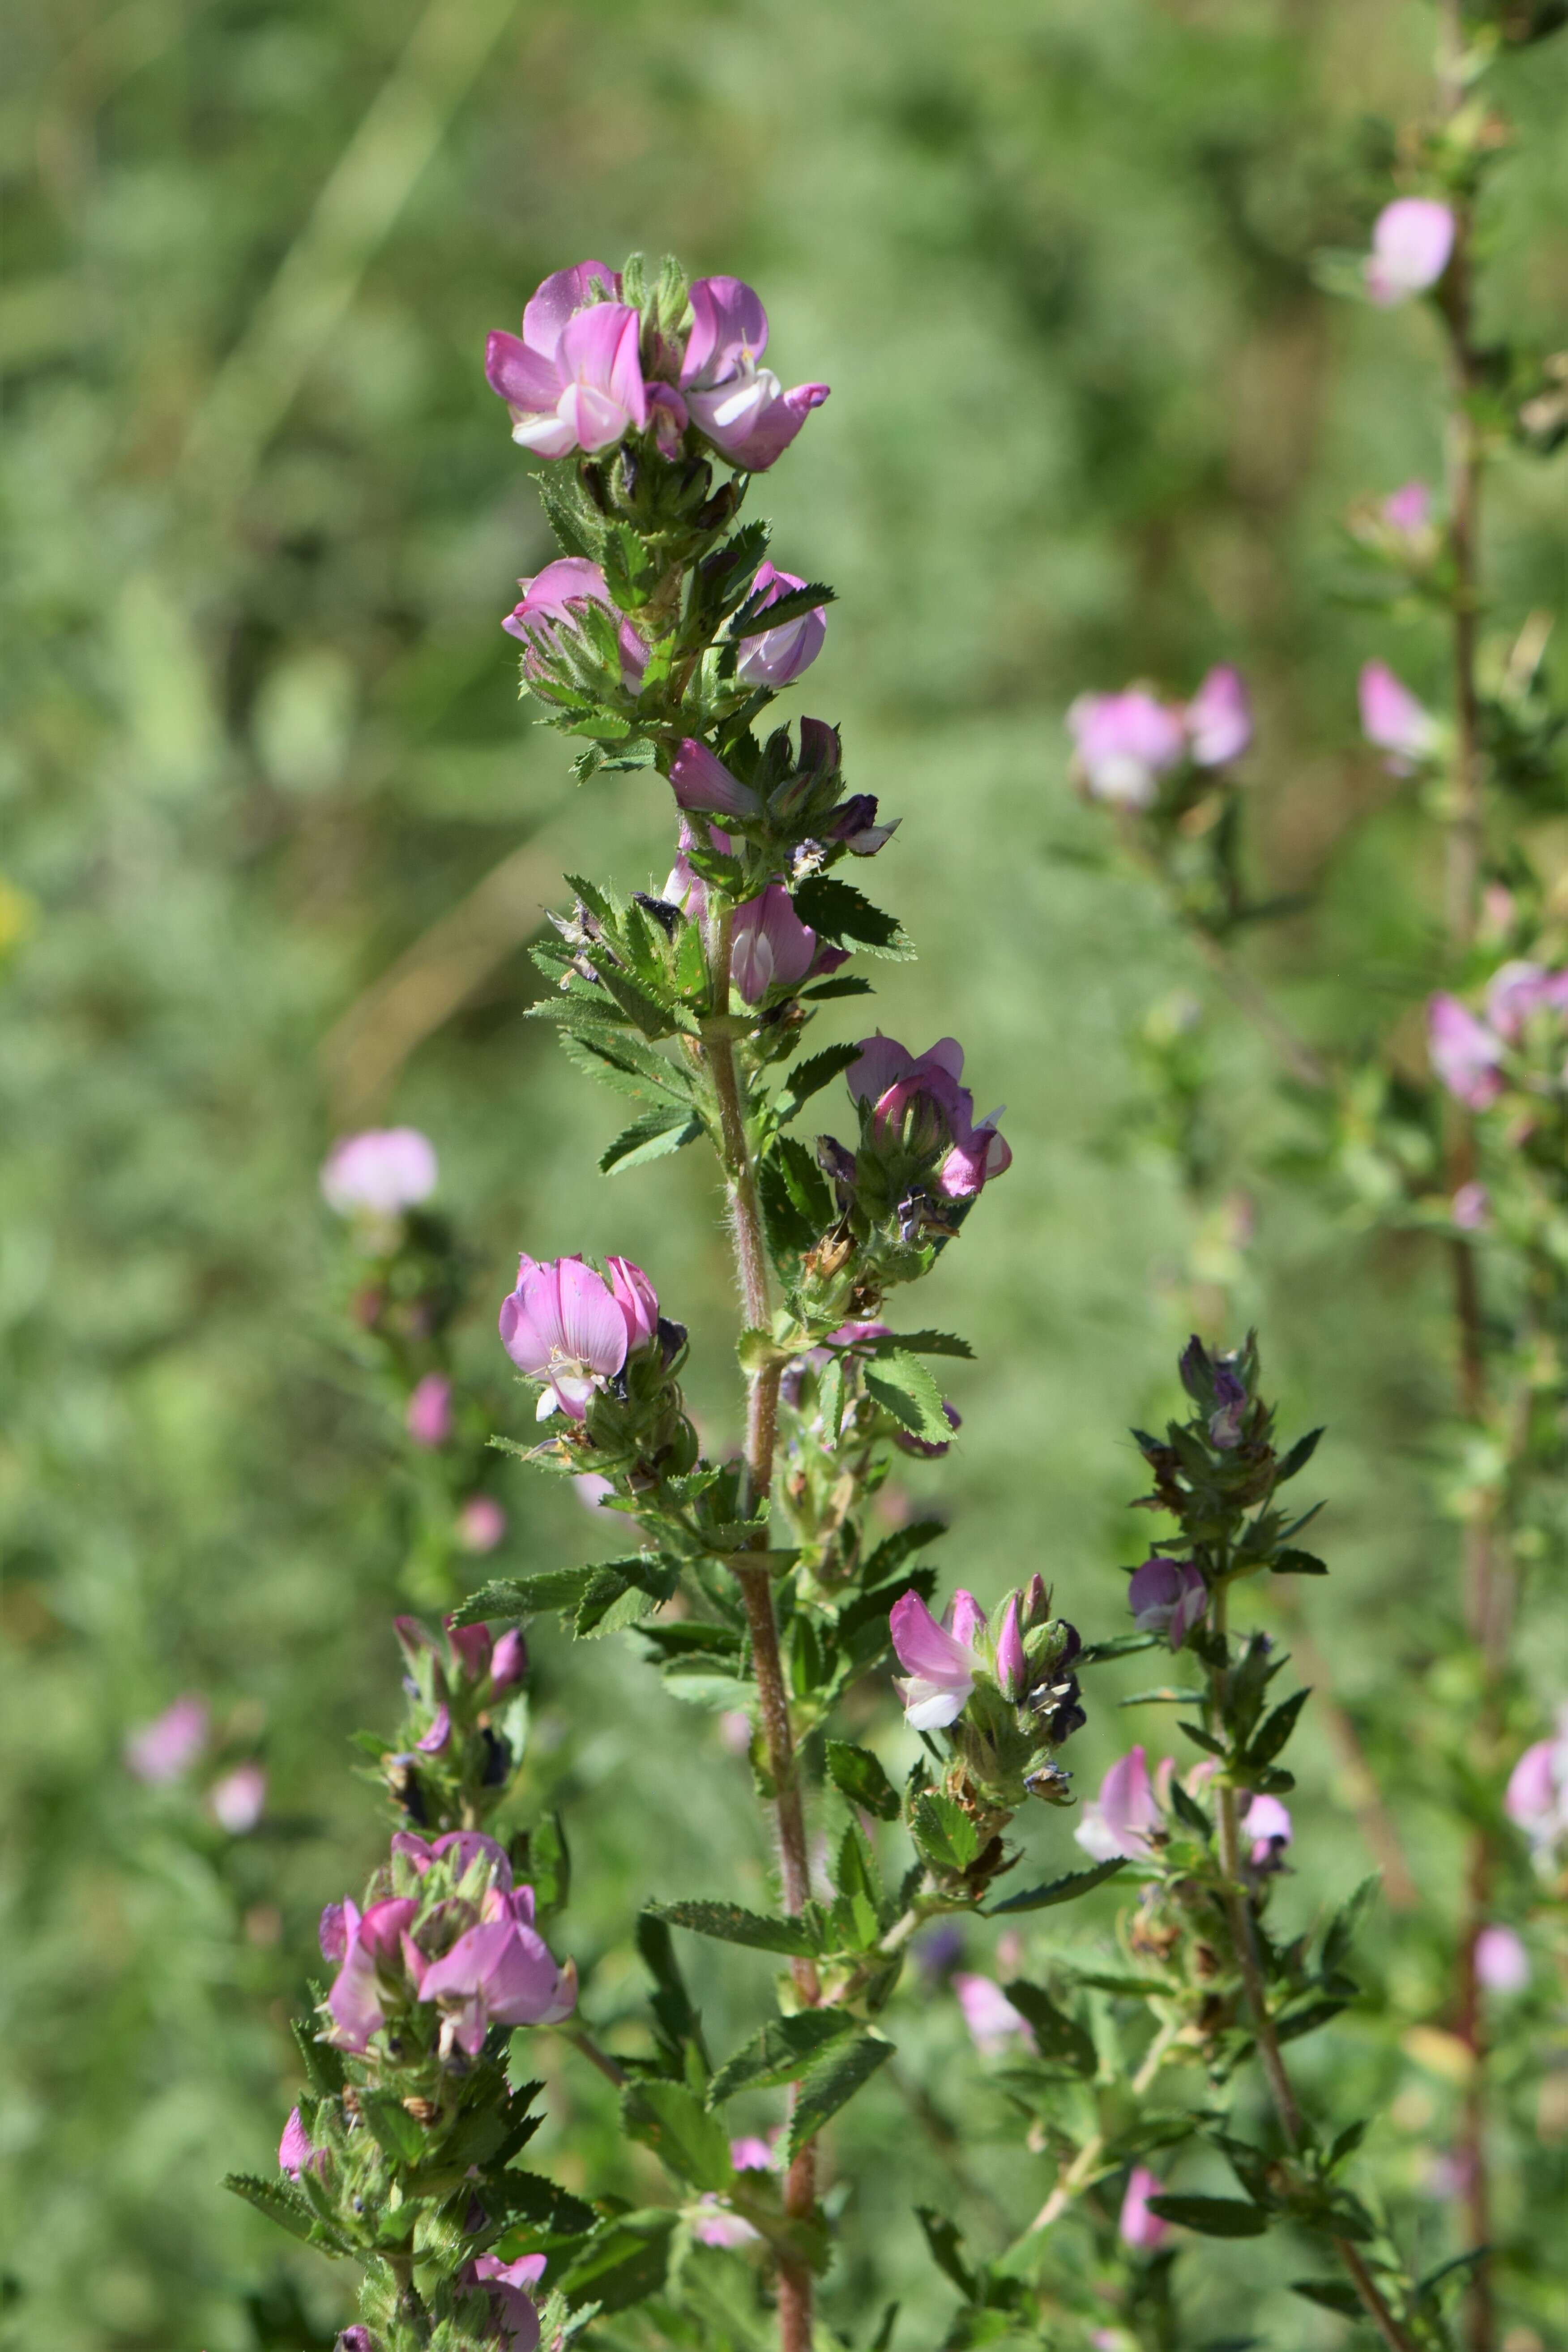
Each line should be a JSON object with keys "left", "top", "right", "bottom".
{"left": 994, "top": 1596, "right": 1029, "bottom": 1701}
{"left": 445, "top": 1617, "right": 493, "bottom": 1681}
{"left": 680, "top": 277, "right": 829, "bottom": 472}
{"left": 1022, "top": 1573, "right": 1051, "bottom": 1627}
{"left": 1364, "top": 198, "right": 1454, "bottom": 306}
{"left": 1184, "top": 665, "right": 1252, "bottom": 768}
{"left": 646, "top": 381, "right": 689, "bottom": 457}
{"left": 124, "top": 1694, "right": 208, "bottom": 1784}
{"left": 278, "top": 2107, "right": 323, "bottom": 2179}
{"left": 486, "top": 262, "right": 647, "bottom": 458}
{"left": 668, "top": 738, "right": 762, "bottom": 821}
{"left": 1208, "top": 1360, "right": 1247, "bottom": 1449}
{"left": 1128, "top": 1557, "right": 1209, "bottom": 1651}
{"left": 891, "top": 1399, "right": 961, "bottom": 1459}
{"left": 405, "top": 1373, "right": 452, "bottom": 1450}
{"left": 1506, "top": 1714, "right": 1568, "bottom": 1858}
{"left": 730, "top": 885, "right": 821, "bottom": 1001}
{"left": 488, "top": 1628, "right": 528, "bottom": 1695}
{"left": 1428, "top": 995, "right": 1504, "bottom": 1110}
{"left": 499, "top": 1253, "right": 659, "bottom": 1420}
{"left": 1473, "top": 1924, "right": 1529, "bottom": 1994}
{"left": 502, "top": 556, "right": 646, "bottom": 693}
{"left": 320, "top": 1128, "right": 437, "bottom": 1219}
{"left": 1485, "top": 959, "right": 1568, "bottom": 1042}
{"left": 209, "top": 1762, "right": 267, "bottom": 1835}
{"left": 734, "top": 562, "right": 827, "bottom": 687}
{"left": 1067, "top": 689, "right": 1185, "bottom": 808}
{"left": 457, "top": 1495, "right": 507, "bottom": 1552}
{"left": 336, "top": 2333, "right": 375, "bottom": 2352}
{"left": 415, "top": 1704, "right": 452, "bottom": 1756}
{"left": 1119, "top": 2166, "right": 1171, "bottom": 2253}
{"left": 821, "top": 792, "right": 897, "bottom": 857}
{"left": 1359, "top": 661, "right": 1440, "bottom": 774}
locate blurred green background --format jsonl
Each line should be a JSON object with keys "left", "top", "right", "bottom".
{"left": 3, "top": 0, "right": 1567, "bottom": 2345}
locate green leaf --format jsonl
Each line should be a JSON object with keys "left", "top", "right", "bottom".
{"left": 707, "top": 2010, "right": 860, "bottom": 2104}
{"left": 863, "top": 1351, "right": 953, "bottom": 1445}
{"left": 911, "top": 1790, "right": 981, "bottom": 1873}
{"left": 360, "top": 2092, "right": 427, "bottom": 2164}
{"left": 601, "top": 1106, "right": 704, "bottom": 1173}
{"left": 1077, "top": 1630, "right": 1162, "bottom": 1665}
{"left": 574, "top": 1556, "right": 680, "bottom": 1638}
{"left": 555, "top": 2211, "right": 676, "bottom": 2312}
{"left": 1274, "top": 1428, "right": 1324, "bottom": 1483}
{"left": 862, "top": 1518, "right": 946, "bottom": 1582}
{"left": 875, "top": 1329, "right": 974, "bottom": 1359}
{"left": 825, "top": 1739, "right": 901, "bottom": 1822}
{"left": 1271, "top": 1548, "right": 1328, "bottom": 1575}
{"left": 1001, "top": 1980, "right": 1096, "bottom": 2075}
{"left": 447, "top": 1568, "right": 597, "bottom": 1627}
{"left": 987, "top": 1858, "right": 1127, "bottom": 1914}
{"left": 650, "top": 1899, "right": 821, "bottom": 1957}
{"left": 291, "top": 2016, "right": 344, "bottom": 2099}
{"left": 916, "top": 2207, "right": 978, "bottom": 2298}
{"left": 1245, "top": 1687, "right": 1310, "bottom": 1768}
{"left": 800, "top": 974, "right": 875, "bottom": 1001}
{"left": 790, "top": 876, "right": 914, "bottom": 959}
{"left": 1118, "top": 1687, "right": 1205, "bottom": 1707}
{"left": 221, "top": 2173, "right": 329, "bottom": 2249}
{"left": 784, "top": 2031, "right": 894, "bottom": 2160}
{"left": 776, "top": 1044, "right": 861, "bottom": 1123}
{"left": 1145, "top": 2195, "right": 1269, "bottom": 2238}
{"left": 1289, "top": 2280, "right": 1363, "bottom": 2317}
{"left": 482, "top": 2168, "right": 599, "bottom": 2243}
{"left": 620, "top": 2080, "right": 735, "bottom": 2192}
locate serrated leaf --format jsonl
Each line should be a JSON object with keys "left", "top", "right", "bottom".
{"left": 555, "top": 2211, "right": 676, "bottom": 2311}
{"left": 911, "top": 1790, "right": 981, "bottom": 1872}
{"left": 1290, "top": 2280, "right": 1363, "bottom": 2317}
{"left": 448, "top": 1568, "right": 596, "bottom": 1626}
{"left": 222, "top": 2172, "right": 331, "bottom": 2249}
{"left": 1145, "top": 2194, "right": 1269, "bottom": 2237}
{"left": 790, "top": 876, "right": 914, "bottom": 959}
{"left": 917, "top": 2207, "right": 978, "bottom": 2298}
{"left": 620, "top": 2080, "right": 734, "bottom": 2191}
{"left": 825, "top": 1739, "right": 901, "bottom": 1821}
{"left": 707, "top": 2010, "right": 860, "bottom": 2104}
{"left": 874, "top": 1329, "right": 974, "bottom": 1359}
{"left": 1275, "top": 1428, "right": 1324, "bottom": 1482}
{"left": 863, "top": 1351, "right": 952, "bottom": 1445}
{"left": 291, "top": 2016, "right": 344, "bottom": 2098}
{"left": 1271, "top": 1548, "right": 1328, "bottom": 1575}
{"left": 784, "top": 2031, "right": 894, "bottom": 2160}
{"left": 600, "top": 1106, "right": 704, "bottom": 1173}
{"left": 484, "top": 2168, "right": 598, "bottom": 2243}
{"left": 800, "top": 975, "right": 875, "bottom": 1000}
{"left": 650, "top": 1899, "right": 821, "bottom": 1956}
{"left": 360, "top": 2092, "right": 427, "bottom": 2164}
{"left": 1245, "top": 1687, "right": 1310, "bottom": 1768}
{"left": 1001, "top": 1980, "right": 1096, "bottom": 2074}
{"left": 987, "top": 1857, "right": 1127, "bottom": 1914}
{"left": 862, "top": 1518, "right": 946, "bottom": 1582}
{"left": 777, "top": 1043, "right": 862, "bottom": 1124}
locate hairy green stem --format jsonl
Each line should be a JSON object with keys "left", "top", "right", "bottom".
{"left": 700, "top": 899, "right": 819, "bottom": 2352}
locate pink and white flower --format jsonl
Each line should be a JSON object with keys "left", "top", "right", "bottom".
{"left": 1473, "top": 1924, "right": 1529, "bottom": 1995}
{"left": 889, "top": 1588, "right": 987, "bottom": 1729}
{"left": 847, "top": 1033, "right": 1012, "bottom": 1200}
{"left": 1074, "top": 1746, "right": 1162, "bottom": 1862}
{"left": 486, "top": 261, "right": 647, "bottom": 458}
{"left": 730, "top": 885, "right": 822, "bottom": 1001}
{"left": 1185, "top": 665, "right": 1253, "bottom": 768}
{"left": 1067, "top": 689, "right": 1186, "bottom": 808}
{"left": 320, "top": 1128, "right": 437, "bottom": 1219}
{"left": 680, "top": 277, "right": 829, "bottom": 472}
{"left": 1428, "top": 994, "right": 1504, "bottom": 1111}
{"left": 468, "top": 2250, "right": 547, "bottom": 2349}
{"left": 406, "top": 1373, "right": 452, "bottom": 1450}
{"left": 1127, "top": 1557, "right": 1208, "bottom": 1651}
{"left": 409, "top": 1882, "right": 577, "bottom": 2056}
{"left": 733, "top": 563, "right": 827, "bottom": 687}
{"left": 499, "top": 1253, "right": 660, "bottom": 1420}
{"left": 1505, "top": 1709, "right": 1568, "bottom": 1861}
{"left": 1364, "top": 199, "right": 1455, "bottom": 306}
{"left": 209, "top": 1762, "right": 267, "bottom": 1835}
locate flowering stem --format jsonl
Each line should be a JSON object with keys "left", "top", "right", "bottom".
{"left": 1022, "top": 2016, "right": 1183, "bottom": 2237}
{"left": 1209, "top": 1588, "right": 1418, "bottom": 2352}
{"left": 699, "top": 899, "right": 820, "bottom": 2352}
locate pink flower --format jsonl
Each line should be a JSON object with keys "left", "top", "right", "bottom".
{"left": 486, "top": 262, "right": 647, "bottom": 458}
{"left": 457, "top": 1495, "right": 507, "bottom": 1553}
{"left": 1067, "top": 689, "right": 1186, "bottom": 808}
{"left": 406, "top": 1373, "right": 452, "bottom": 1450}
{"left": 953, "top": 1972, "right": 1031, "bottom": 2055}
{"left": 1185, "top": 665, "right": 1252, "bottom": 768}
{"left": 1365, "top": 199, "right": 1455, "bottom": 306}
{"left": 1452, "top": 1181, "right": 1490, "bottom": 1232}
{"left": 668, "top": 739, "right": 762, "bottom": 821}
{"left": 1075, "top": 1747, "right": 1162, "bottom": 1862}
{"left": 412, "top": 1884, "right": 577, "bottom": 2055}
{"left": 503, "top": 557, "right": 647, "bottom": 692}
{"left": 1382, "top": 479, "right": 1433, "bottom": 535}
{"left": 1242, "top": 1792, "right": 1292, "bottom": 1866}
{"left": 719, "top": 1709, "right": 753, "bottom": 1755}
{"left": 209, "top": 1763, "right": 267, "bottom": 1835}
{"left": 1359, "top": 661, "right": 1440, "bottom": 773}
{"left": 470, "top": 2251, "right": 547, "bottom": 2350}
{"left": 1473, "top": 1924, "right": 1529, "bottom": 1995}
{"left": 573, "top": 1471, "right": 615, "bottom": 1512}
{"left": 278, "top": 2107, "right": 324, "bottom": 2180}
{"left": 731, "top": 2135, "right": 773, "bottom": 2171}
{"left": 1484, "top": 960, "right": 1568, "bottom": 1042}
{"left": 730, "top": 885, "right": 820, "bottom": 1001}
{"left": 889, "top": 1588, "right": 985, "bottom": 1729}
{"left": 734, "top": 563, "right": 827, "bottom": 688}
{"left": 994, "top": 1597, "right": 1029, "bottom": 1702}
{"left": 1127, "top": 1557, "right": 1208, "bottom": 1651}
{"left": 325, "top": 1896, "right": 420, "bottom": 2052}
{"left": 499, "top": 1253, "right": 659, "bottom": 1420}
{"left": 415, "top": 1704, "right": 451, "bottom": 1755}
{"left": 1119, "top": 2165, "right": 1171, "bottom": 2252}
{"left": 847, "top": 1033, "right": 1012, "bottom": 1200}
{"left": 1428, "top": 995, "right": 1504, "bottom": 1110}
{"left": 124, "top": 1694, "right": 208, "bottom": 1784}
{"left": 320, "top": 1128, "right": 437, "bottom": 1219}
{"left": 1506, "top": 1712, "right": 1568, "bottom": 1858}
{"left": 488, "top": 1629, "right": 529, "bottom": 1695}
{"left": 680, "top": 277, "right": 829, "bottom": 472}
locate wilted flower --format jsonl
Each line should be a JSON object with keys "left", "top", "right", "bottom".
{"left": 320, "top": 1128, "right": 437, "bottom": 1219}
{"left": 1075, "top": 1746, "right": 1162, "bottom": 1862}
{"left": 680, "top": 277, "right": 829, "bottom": 471}
{"left": 1128, "top": 1557, "right": 1208, "bottom": 1651}
{"left": 1364, "top": 198, "right": 1455, "bottom": 306}
{"left": 1359, "top": 660, "right": 1441, "bottom": 773}
{"left": 486, "top": 261, "right": 647, "bottom": 458}
{"left": 734, "top": 562, "right": 827, "bottom": 687}
{"left": 457, "top": 1495, "right": 508, "bottom": 1553}
{"left": 1185, "top": 665, "right": 1252, "bottom": 767}
{"left": 503, "top": 557, "right": 647, "bottom": 692}
{"left": 730, "top": 885, "right": 821, "bottom": 1001}
{"left": 1428, "top": 995, "right": 1504, "bottom": 1111}
{"left": 668, "top": 738, "right": 763, "bottom": 821}
{"left": 125, "top": 1694, "right": 209, "bottom": 1784}
{"left": 409, "top": 1882, "right": 577, "bottom": 2056}
{"left": 953, "top": 1971, "right": 1031, "bottom": 2055}
{"left": 889, "top": 1588, "right": 987, "bottom": 1729}
{"left": 1474, "top": 1924, "right": 1529, "bottom": 1995}
{"left": 406, "top": 1373, "right": 452, "bottom": 1450}
{"left": 1119, "top": 2165, "right": 1171, "bottom": 2252}
{"left": 499, "top": 1253, "right": 660, "bottom": 1419}
{"left": 210, "top": 1763, "right": 267, "bottom": 1835}
{"left": 847, "top": 1033, "right": 1012, "bottom": 1200}
{"left": 1067, "top": 689, "right": 1186, "bottom": 808}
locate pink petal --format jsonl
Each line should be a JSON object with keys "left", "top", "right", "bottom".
{"left": 682, "top": 275, "right": 770, "bottom": 388}
{"left": 731, "top": 885, "right": 819, "bottom": 1001}
{"left": 605, "top": 1257, "right": 659, "bottom": 1351}
{"left": 668, "top": 738, "right": 762, "bottom": 818}
{"left": 508, "top": 406, "right": 581, "bottom": 461}
{"left": 1185, "top": 665, "right": 1252, "bottom": 767}
{"left": 522, "top": 259, "right": 621, "bottom": 357}
{"left": 559, "top": 305, "right": 647, "bottom": 423}
{"left": 1366, "top": 199, "right": 1454, "bottom": 305}
{"left": 551, "top": 1257, "right": 632, "bottom": 1377}
{"left": 485, "top": 329, "right": 563, "bottom": 411}
{"left": 846, "top": 1032, "right": 915, "bottom": 1105}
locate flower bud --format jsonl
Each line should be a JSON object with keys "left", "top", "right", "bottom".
{"left": 1359, "top": 661, "right": 1440, "bottom": 774}
{"left": 1473, "top": 1924, "right": 1529, "bottom": 1994}
{"left": 489, "top": 1628, "right": 529, "bottom": 1695}
{"left": 209, "top": 1762, "right": 267, "bottom": 1835}
{"left": 125, "top": 1694, "right": 208, "bottom": 1784}
{"left": 406, "top": 1372, "right": 452, "bottom": 1449}
{"left": 994, "top": 1597, "right": 1029, "bottom": 1702}
{"left": 457, "top": 1495, "right": 507, "bottom": 1552}
{"left": 1119, "top": 2165, "right": 1171, "bottom": 2252}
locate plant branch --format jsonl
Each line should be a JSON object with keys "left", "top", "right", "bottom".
{"left": 1022, "top": 2016, "right": 1183, "bottom": 2238}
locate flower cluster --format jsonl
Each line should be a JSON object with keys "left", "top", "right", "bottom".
{"left": 1067, "top": 665, "right": 1253, "bottom": 810}
{"left": 891, "top": 1574, "right": 1085, "bottom": 1824}
{"left": 124, "top": 1693, "right": 268, "bottom": 1835}
{"left": 1428, "top": 961, "right": 1568, "bottom": 1109}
